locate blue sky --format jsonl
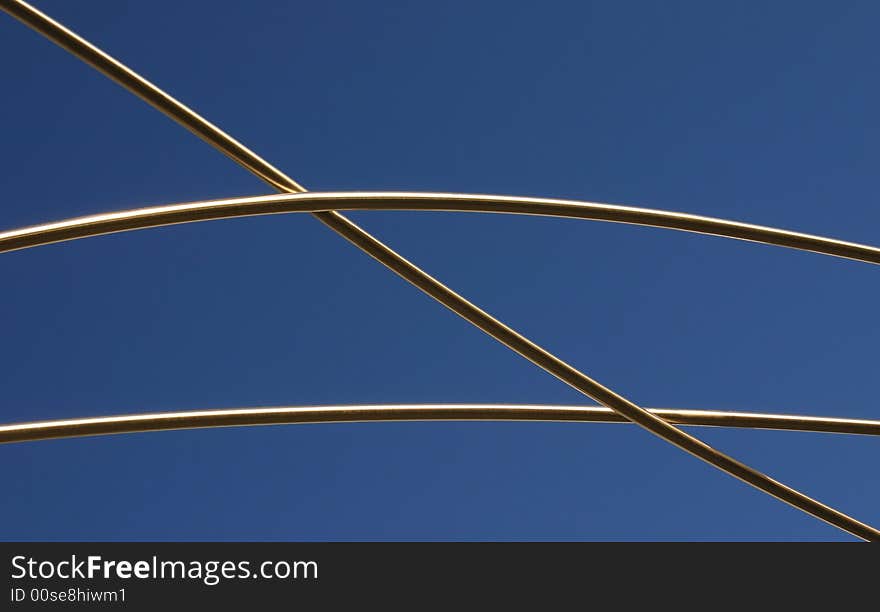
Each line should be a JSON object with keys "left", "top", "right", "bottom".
{"left": 1, "top": 1, "right": 878, "bottom": 540}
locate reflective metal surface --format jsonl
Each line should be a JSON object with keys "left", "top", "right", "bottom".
{"left": 3, "top": 191, "right": 879, "bottom": 265}
{"left": 2, "top": 0, "right": 877, "bottom": 540}
{"left": 4, "top": 405, "right": 880, "bottom": 445}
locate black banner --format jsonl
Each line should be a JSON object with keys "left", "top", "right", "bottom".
{"left": 0, "top": 542, "right": 873, "bottom": 608}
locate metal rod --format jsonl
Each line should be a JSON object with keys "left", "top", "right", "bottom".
{"left": 4, "top": 405, "right": 880, "bottom": 445}
{"left": 2, "top": 0, "right": 876, "bottom": 541}
{"left": 3, "top": 191, "right": 879, "bottom": 266}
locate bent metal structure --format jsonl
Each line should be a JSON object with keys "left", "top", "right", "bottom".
{"left": 1, "top": 0, "right": 878, "bottom": 540}
{"left": 5, "top": 405, "right": 880, "bottom": 446}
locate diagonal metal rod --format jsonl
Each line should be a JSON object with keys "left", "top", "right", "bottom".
{"left": 4, "top": 405, "right": 880, "bottom": 445}
{"left": 3, "top": 191, "right": 880, "bottom": 265}
{"left": 2, "top": 0, "right": 877, "bottom": 541}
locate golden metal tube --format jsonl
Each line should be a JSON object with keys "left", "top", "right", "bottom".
{"left": 2, "top": 0, "right": 877, "bottom": 541}
{"left": 3, "top": 191, "right": 880, "bottom": 265}
{"left": 4, "top": 405, "right": 880, "bottom": 445}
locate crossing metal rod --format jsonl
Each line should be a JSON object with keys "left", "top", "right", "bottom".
{"left": 2, "top": 0, "right": 877, "bottom": 541}
{"left": 3, "top": 405, "right": 880, "bottom": 445}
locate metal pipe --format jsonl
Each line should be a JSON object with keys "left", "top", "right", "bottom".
{"left": 4, "top": 405, "right": 880, "bottom": 445}
{"left": 3, "top": 191, "right": 879, "bottom": 266}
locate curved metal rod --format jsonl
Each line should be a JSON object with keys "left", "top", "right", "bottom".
{"left": 3, "top": 191, "right": 880, "bottom": 265}
{"left": 3, "top": 0, "right": 877, "bottom": 541}
{"left": 4, "top": 405, "right": 880, "bottom": 445}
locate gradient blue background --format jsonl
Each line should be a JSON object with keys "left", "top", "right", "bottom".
{"left": 2, "top": 1, "right": 878, "bottom": 540}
